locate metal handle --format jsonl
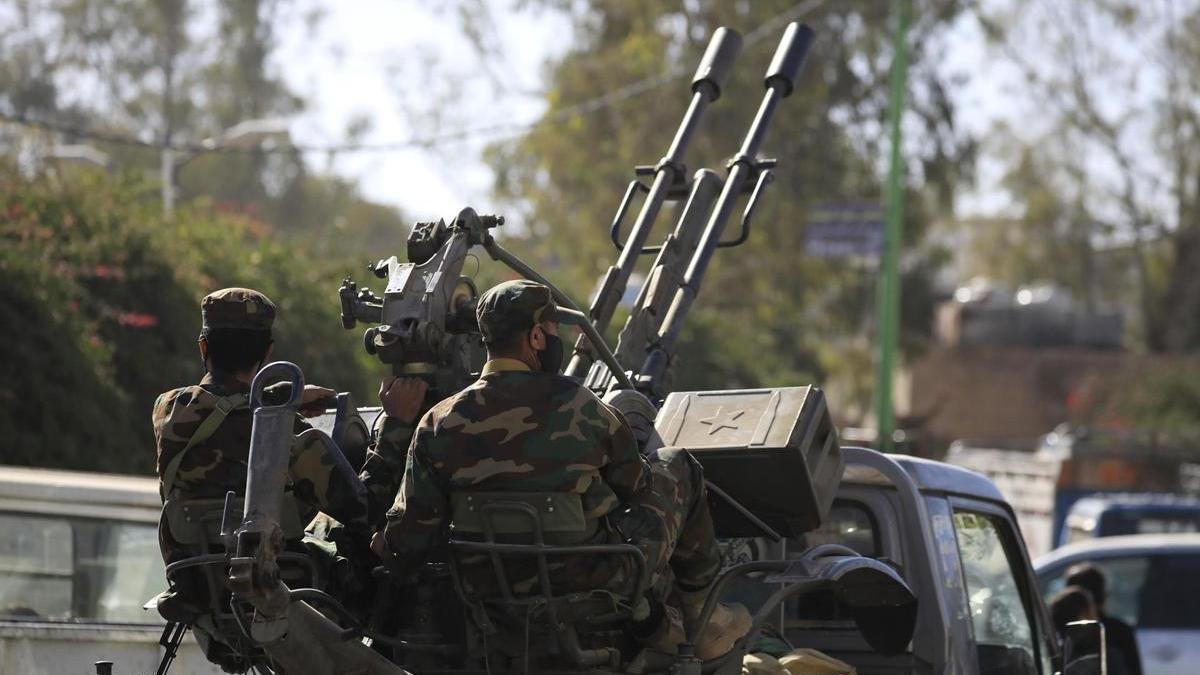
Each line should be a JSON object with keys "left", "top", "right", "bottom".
{"left": 611, "top": 172, "right": 765, "bottom": 253}
{"left": 609, "top": 179, "right": 651, "bottom": 251}
{"left": 724, "top": 168, "right": 775, "bottom": 248}
{"left": 249, "top": 361, "right": 305, "bottom": 411}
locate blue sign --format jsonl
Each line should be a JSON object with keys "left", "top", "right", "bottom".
{"left": 805, "top": 202, "right": 884, "bottom": 258}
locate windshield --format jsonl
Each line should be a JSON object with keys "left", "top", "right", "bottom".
{"left": 0, "top": 512, "right": 163, "bottom": 624}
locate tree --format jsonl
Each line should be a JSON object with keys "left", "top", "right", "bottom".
{"left": 976, "top": 1, "right": 1200, "bottom": 351}
{"left": 0, "top": 161, "right": 380, "bottom": 473}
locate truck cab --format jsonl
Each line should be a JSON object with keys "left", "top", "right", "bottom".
{"left": 794, "top": 447, "right": 1061, "bottom": 674}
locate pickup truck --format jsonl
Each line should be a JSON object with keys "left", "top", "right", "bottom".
{"left": 793, "top": 447, "right": 1061, "bottom": 674}
{"left": 0, "top": 466, "right": 220, "bottom": 675}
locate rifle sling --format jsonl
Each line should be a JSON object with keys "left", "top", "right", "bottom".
{"left": 160, "top": 393, "right": 249, "bottom": 500}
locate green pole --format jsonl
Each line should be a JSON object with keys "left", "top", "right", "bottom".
{"left": 875, "top": 0, "right": 909, "bottom": 452}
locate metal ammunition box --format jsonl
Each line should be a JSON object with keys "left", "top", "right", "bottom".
{"left": 654, "top": 386, "right": 842, "bottom": 538}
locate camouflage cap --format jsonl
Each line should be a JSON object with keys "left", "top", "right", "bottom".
{"left": 201, "top": 287, "right": 276, "bottom": 331}
{"left": 476, "top": 279, "right": 581, "bottom": 343}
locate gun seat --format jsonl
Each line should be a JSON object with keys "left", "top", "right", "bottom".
{"left": 152, "top": 495, "right": 319, "bottom": 671}
{"left": 446, "top": 491, "right": 647, "bottom": 669}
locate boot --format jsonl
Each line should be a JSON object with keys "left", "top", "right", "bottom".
{"left": 681, "top": 589, "right": 753, "bottom": 661}
{"left": 634, "top": 602, "right": 686, "bottom": 653}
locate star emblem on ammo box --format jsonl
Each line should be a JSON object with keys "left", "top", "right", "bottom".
{"left": 699, "top": 407, "right": 745, "bottom": 435}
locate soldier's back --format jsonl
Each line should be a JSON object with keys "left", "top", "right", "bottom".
{"left": 422, "top": 367, "right": 641, "bottom": 520}
{"left": 152, "top": 371, "right": 257, "bottom": 500}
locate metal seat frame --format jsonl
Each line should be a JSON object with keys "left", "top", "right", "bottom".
{"left": 447, "top": 498, "right": 648, "bottom": 669}
{"left": 157, "top": 493, "right": 320, "bottom": 672}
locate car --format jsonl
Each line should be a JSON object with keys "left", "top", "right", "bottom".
{"left": 1034, "top": 534, "right": 1200, "bottom": 675}
{"left": 1060, "top": 493, "right": 1200, "bottom": 545}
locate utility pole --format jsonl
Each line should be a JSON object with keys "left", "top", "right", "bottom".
{"left": 160, "top": 118, "right": 289, "bottom": 217}
{"left": 875, "top": 0, "right": 909, "bottom": 452}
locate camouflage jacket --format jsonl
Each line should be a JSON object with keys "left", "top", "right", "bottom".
{"left": 152, "top": 370, "right": 370, "bottom": 560}
{"left": 381, "top": 358, "right": 648, "bottom": 589}
{"left": 359, "top": 414, "right": 417, "bottom": 528}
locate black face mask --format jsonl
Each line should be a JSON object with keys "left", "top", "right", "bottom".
{"left": 538, "top": 333, "right": 564, "bottom": 374}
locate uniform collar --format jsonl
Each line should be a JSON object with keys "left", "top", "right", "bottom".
{"left": 481, "top": 358, "right": 532, "bottom": 375}
{"left": 201, "top": 369, "right": 251, "bottom": 392}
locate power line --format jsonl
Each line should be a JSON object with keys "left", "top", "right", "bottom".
{"left": 0, "top": 109, "right": 527, "bottom": 155}
{"left": 2, "top": 0, "right": 825, "bottom": 156}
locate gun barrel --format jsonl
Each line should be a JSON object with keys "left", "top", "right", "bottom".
{"left": 658, "top": 22, "right": 814, "bottom": 353}
{"left": 692, "top": 26, "right": 742, "bottom": 100}
{"left": 588, "top": 169, "right": 724, "bottom": 396}
{"left": 764, "top": 22, "right": 815, "bottom": 98}
{"left": 566, "top": 27, "right": 743, "bottom": 379}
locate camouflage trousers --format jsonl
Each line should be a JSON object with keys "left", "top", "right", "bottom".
{"left": 612, "top": 447, "right": 722, "bottom": 596}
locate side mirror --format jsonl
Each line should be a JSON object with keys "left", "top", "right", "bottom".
{"left": 1061, "top": 620, "right": 1106, "bottom": 675}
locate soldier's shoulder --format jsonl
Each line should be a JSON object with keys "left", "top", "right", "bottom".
{"left": 153, "top": 385, "right": 191, "bottom": 418}
{"left": 417, "top": 381, "right": 477, "bottom": 427}
{"left": 152, "top": 383, "right": 219, "bottom": 431}
{"left": 497, "top": 372, "right": 595, "bottom": 408}
{"left": 424, "top": 372, "right": 589, "bottom": 422}
{"left": 543, "top": 373, "right": 604, "bottom": 406}
{"left": 167, "top": 382, "right": 220, "bottom": 406}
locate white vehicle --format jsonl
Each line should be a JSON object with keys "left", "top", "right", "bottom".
{"left": 0, "top": 465, "right": 221, "bottom": 675}
{"left": 1035, "top": 533, "right": 1200, "bottom": 675}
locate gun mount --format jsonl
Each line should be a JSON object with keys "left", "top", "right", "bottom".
{"left": 338, "top": 207, "right": 499, "bottom": 396}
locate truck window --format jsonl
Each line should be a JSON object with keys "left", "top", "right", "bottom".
{"left": 1125, "top": 511, "right": 1200, "bottom": 536}
{"left": 953, "top": 510, "right": 1039, "bottom": 674}
{"left": 0, "top": 512, "right": 163, "bottom": 624}
{"left": 1137, "top": 553, "right": 1200, "bottom": 628}
{"left": 795, "top": 500, "right": 878, "bottom": 557}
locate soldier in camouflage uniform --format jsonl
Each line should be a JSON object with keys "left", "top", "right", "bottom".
{"left": 378, "top": 279, "right": 751, "bottom": 660}
{"left": 151, "top": 288, "right": 426, "bottom": 669}
{"left": 359, "top": 376, "right": 428, "bottom": 525}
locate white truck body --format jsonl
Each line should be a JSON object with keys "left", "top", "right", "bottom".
{"left": 0, "top": 466, "right": 221, "bottom": 675}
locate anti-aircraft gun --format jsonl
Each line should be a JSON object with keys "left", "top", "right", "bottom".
{"left": 126, "top": 21, "right": 920, "bottom": 675}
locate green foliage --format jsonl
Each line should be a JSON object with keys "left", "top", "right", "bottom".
{"left": 974, "top": 2, "right": 1200, "bottom": 352}
{"left": 0, "top": 0, "right": 420, "bottom": 473}
{"left": 1116, "top": 363, "right": 1200, "bottom": 436}
{"left": 0, "top": 164, "right": 379, "bottom": 474}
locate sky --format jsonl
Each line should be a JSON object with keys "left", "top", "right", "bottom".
{"left": 275, "top": 2, "right": 573, "bottom": 220}
{"left": 270, "top": 3, "right": 1012, "bottom": 220}
{"left": 271, "top": 3, "right": 1026, "bottom": 224}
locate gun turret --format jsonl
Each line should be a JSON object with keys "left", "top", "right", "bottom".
{"left": 564, "top": 26, "right": 743, "bottom": 379}
{"left": 573, "top": 23, "right": 817, "bottom": 402}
